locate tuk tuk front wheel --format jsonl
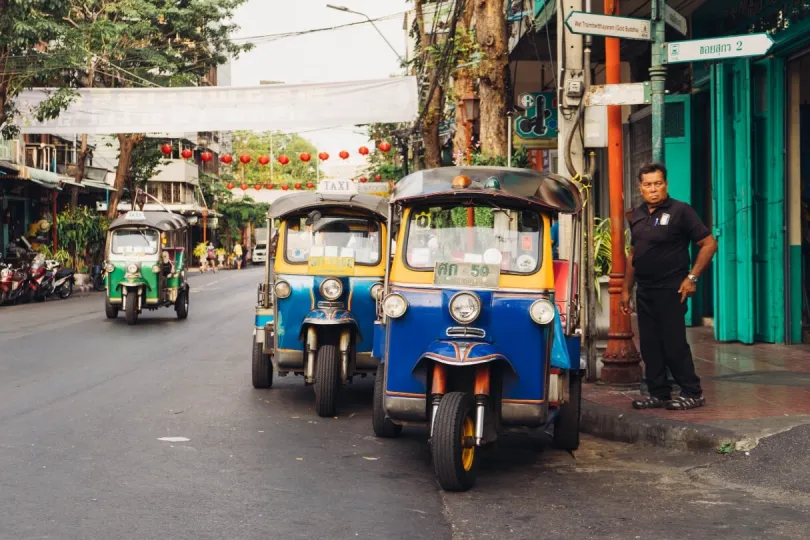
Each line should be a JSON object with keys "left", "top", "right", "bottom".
{"left": 105, "top": 300, "right": 119, "bottom": 319}
{"left": 372, "top": 368, "right": 402, "bottom": 438}
{"left": 314, "top": 343, "right": 339, "bottom": 417}
{"left": 175, "top": 287, "right": 189, "bottom": 320}
{"left": 125, "top": 292, "right": 139, "bottom": 325}
{"left": 431, "top": 392, "right": 478, "bottom": 492}
{"left": 553, "top": 372, "right": 582, "bottom": 451}
{"left": 252, "top": 335, "right": 273, "bottom": 389}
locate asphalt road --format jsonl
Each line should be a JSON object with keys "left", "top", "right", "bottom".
{"left": 1, "top": 267, "right": 808, "bottom": 540}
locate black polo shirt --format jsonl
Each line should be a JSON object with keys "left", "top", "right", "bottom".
{"left": 629, "top": 197, "right": 710, "bottom": 289}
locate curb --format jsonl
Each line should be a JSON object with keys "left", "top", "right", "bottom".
{"left": 581, "top": 400, "right": 743, "bottom": 453}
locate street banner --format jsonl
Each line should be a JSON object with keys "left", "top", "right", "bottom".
{"left": 14, "top": 77, "right": 419, "bottom": 135}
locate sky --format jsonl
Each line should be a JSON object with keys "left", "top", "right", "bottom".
{"left": 229, "top": 0, "right": 408, "bottom": 176}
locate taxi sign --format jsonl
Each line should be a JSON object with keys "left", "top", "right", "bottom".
{"left": 317, "top": 179, "right": 358, "bottom": 194}
{"left": 125, "top": 211, "right": 146, "bottom": 220}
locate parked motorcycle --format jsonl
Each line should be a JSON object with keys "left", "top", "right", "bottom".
{"left": 44, "top": 260, "right": 75, "bottom": 300}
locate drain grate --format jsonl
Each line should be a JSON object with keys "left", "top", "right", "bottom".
{"left": 709, "top": 370, "right": 810, "bottom": 388}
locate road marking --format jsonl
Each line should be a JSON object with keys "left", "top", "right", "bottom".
{"left": 158, "top": 436, "right": 189, "bottom": 442}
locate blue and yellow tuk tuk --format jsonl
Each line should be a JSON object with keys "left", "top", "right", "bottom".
{"left": 253, "top": 191, "right": 389, "bottom": 417}
{"left": 372, "top": 166, "right": 584, "bottom": 491}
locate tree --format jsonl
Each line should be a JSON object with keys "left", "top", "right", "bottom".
{"left": 413, "top": 0, "right": 444, "bottom": 169}
{"left": 366, "top": 122, "right": 407, "bottom": 182}
{"left": 36, "top": 0, "right": 251, "bottom": 218}
{"left": 0, "top": 0, "right": 73, "bottom": 137}
{"left": 451, "top": 1, "right": 477, "bottom": 160}
{"left": 230, "top": 130, "right": 318, "bottom": 187}
{"left": 474, "top": 0, "right": 509, "bottom": 157}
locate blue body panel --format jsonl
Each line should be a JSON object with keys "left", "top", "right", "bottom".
{"left": 255, "top": 313, "right": 274, "bottom": 328}
{"left": 384, "top": 287, "right": 552, "bottom": 401}
{"left": 373, "top": 321, "right": 385, "bottom": 358}
{"left": 275, "top": 273, "right": 380, "bottom": 353}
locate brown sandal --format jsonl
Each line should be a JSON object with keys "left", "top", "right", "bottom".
{"left": 632, "top": 396, "right": 669, "bottom": 409}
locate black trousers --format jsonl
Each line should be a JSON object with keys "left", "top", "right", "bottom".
{"left": 636, "top": 286, "right": 702, "bottom": 399}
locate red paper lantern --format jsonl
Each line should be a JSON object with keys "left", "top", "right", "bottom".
{"left": 306, "top": 181, "right": 314, "bottom": 189}
{"left": 240, "top": 183, "right": 248, "bottom": 190}
{"left": 299, "top": 152, "right": 311, "bottom": 162}
{"left": 375, "top": 175, "right": 382, "bottom": 181}
{"left": 378, "top": 141, "right": 392, "bottom": 152}
{"left": 181, "top": 148, "right": 193, "bottom": 160}
{"left": 220, "top": 154, "right": 233, "bottom": 164}
{"left": 265, "top": 183, "right": 274, "bottom": 189}
{"left": 226, "top": 182, "right": 235, "bottom": 190}
{"left": 278, "top": 154, "right": 290, "bottom": 165}
{"left": 318, "top": 152, "right": 329, "bottom": 161}
{"left": 339, "top": 150, "right": 349, "bottom": 160}
{"left": 201, "top": 151, "right": 213, "bottom": 162}
{"left": 281, "top": 184, "right": 289, "bottom": 191}
{"left": 239, "top": 154, "right": 251, "bottom": 164}
{"left": 294, "top": 182, "right": 302, "bottom": 190}
{"left": 258, "top": 155, "right": 270, "bottom": 166}
{"left": 160, "top": 143, "right": 173, "bottom": 156}
{"left": 254, "top": 184, "right": 262, "bottom": 190}
{"left": 359, "top": 177, "right": 368, "bottom": 183}
{"left": 358, "top": 146, "right": 369, "bottom": 156}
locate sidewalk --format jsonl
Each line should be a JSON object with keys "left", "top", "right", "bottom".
{"left": 581, "top": 326, "right": 810, "bottom": 453}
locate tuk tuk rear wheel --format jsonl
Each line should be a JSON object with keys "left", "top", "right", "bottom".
{"left": 175, "top": 288, "right": 189, "bottom": 320}
{"left": 125, "top": 292, "right": 138, "bottom": 325}
{"left": 372, "top": 368, "right": 401, "bottom": 438}
{"left": 252, "top": 334, "right": 273, "bottom": 389}
{"left": 553, "top": 372, "right": 582, "bottom": 451}
{"left": 105, "top": 301, "right": 118, "bottom": 319}
{"left": 431, "top": 392, "right": 478, "bottom": 492}
{"left": 314, "top": 344, "right": 339, "bottom": 417}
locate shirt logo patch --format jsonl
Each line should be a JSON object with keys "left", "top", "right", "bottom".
{"left": 660, "top": 213, "right": 671, "bottom": 226}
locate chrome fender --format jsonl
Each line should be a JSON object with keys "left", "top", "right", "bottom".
{"left": 297, "top": 309, "right": 362, "bottom": 341}
{"left": 413, "top": 340, "right": 517, "bottom": 375}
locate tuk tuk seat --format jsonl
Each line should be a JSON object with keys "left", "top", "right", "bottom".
{"left": 553, "top": 260, "right": 578, "bottom": 329}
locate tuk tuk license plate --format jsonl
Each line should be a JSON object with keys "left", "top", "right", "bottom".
{"left": 308, "top": 256, "right": 355, "bottom": 276}
{"left": 433, "top": 262, "right": 500, "bottom": 289}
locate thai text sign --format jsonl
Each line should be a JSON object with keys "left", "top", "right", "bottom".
{"left": 434, "top": 262, "right": 500, "bottom": 289}
{"left": 308, "top": 256, "right": 355, "bottom": 276}
{"left": 665, "top": 33, "right": 774, "bottom": 64}
{"left": 565, "top": 12, "right": 651, "bottom": 41}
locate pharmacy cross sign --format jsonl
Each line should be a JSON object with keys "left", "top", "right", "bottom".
{"left": 665, "top": 33, "right": 774, "bottom": 64}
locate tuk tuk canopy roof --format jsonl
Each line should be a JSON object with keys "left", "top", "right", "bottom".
{"left": 109, "top": 211, "right": 190, "bottom": 233}
{"left": 268, "top": 192, "right": 388, "bottom": 220}
{"left": 391, "top": 167, "right": 583, "bottom": 214}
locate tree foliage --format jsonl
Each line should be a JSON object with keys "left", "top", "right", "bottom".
{"left": 56, "top": 204, "right": 108, "bottom": 270}
{"left": 216, "top": 195, "right": 269, "bottom": 246}
{"left": 229, "top": 131, "right": 318, "bottom": 187}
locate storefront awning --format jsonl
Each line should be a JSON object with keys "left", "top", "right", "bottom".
{"left": 24, "top": 166, "right": 65, "bottom": 190}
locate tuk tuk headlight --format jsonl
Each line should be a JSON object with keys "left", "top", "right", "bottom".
{"left": 370, "top": 282, "right": 383, "bottom": 300}
{"left": 320, "top": 278, "right": 343, "bottom": 300}
{"left": 126, "top": 263, "right": 139, "bottom": 274}
{"left": 105, "top": 263, "right": 115, "bottom": 273}
{"left": 449, "top": 292, "right": 481, "bottom": 324}
{"left": 529, "top": 299, "right": 555, "bottom": 325}
{"left": 274, "top": 280, "right": 291, "bottom": 299}
{"left": 382, "top": 293, "right": 408, "bottom": 318}
{"left": 152, "top": 264, "right": 161, "bottom": 273}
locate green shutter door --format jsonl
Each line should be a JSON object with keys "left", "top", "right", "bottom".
{"left": 751, "top": 57, "right": 786, "bottom": 343}
{"left": 664, "top": 94, "right": 696, "bottom": 324}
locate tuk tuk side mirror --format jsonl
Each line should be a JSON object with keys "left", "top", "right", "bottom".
{"left": 306, "top": 210, "right": 322, "bottom": 227}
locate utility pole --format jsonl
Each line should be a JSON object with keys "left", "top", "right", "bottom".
{"left": 650, "top": 0, "right": 666, "bottom": 163}
{"left": 556, "top": 0, "right": 586, "bottom": 257}
{"left": 600, "top": 0, "right": 641, "bottom": 384}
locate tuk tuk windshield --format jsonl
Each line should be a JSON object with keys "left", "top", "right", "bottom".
{"left": 111, "top": 229, "right": 159, "bottom": 256}
{"left": 285, "top": 213, "right": 381, "bottom": 265}
{"left": 405, "top": 205, "right": 543, "bottom": 274}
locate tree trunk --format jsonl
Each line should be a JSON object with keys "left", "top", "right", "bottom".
{"left": 71, "top": 135, "right": 89, "bottom": 209}
{"left": 107, "top": 133, "right": 144, "bottom": 219}
{"left": 474, "top": 0, "right": 509, "bottom": 157}
{"left": 415, "top": 0, "right": 445, "bottom": 169}
{"left": 453, "top": 1, "right": 476, "bottom": 162}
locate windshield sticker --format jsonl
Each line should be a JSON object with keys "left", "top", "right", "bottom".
{"left": 516, "top": 254, "right": 536, "bottom": 272}
{"left": 483, "top": 249, "right": 503, "bottom": 265}
{"left": 463, "top": 253, "right": 483, "bottom": 263}
{"left": 310, "top": 245, "right": 325, "bottom": 257}
{"left": 411, "top": 248, "right": 430, "bottom": 266}
{"left": 414, "top": 212, "right": 432, "bottom": 229}
{"left": 521, "top": 235, "right": 533, "bottom": 251}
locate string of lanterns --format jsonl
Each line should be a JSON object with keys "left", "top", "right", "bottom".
{"left": 160, "top": 141, "right": 393, "bottom": 191}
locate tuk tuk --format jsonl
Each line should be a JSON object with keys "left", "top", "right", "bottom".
{"left": 372, "top": 166, "right": 584, "bottom": 491}
{"left": 104, "top": 210, "right": 191, "bottom": 325}
{"left": 252, "top": 191, "right": 389, "bottom": 417}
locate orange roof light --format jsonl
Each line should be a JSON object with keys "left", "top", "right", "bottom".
{"left": 451, "top": 174, "right": 472, "bottom": 189}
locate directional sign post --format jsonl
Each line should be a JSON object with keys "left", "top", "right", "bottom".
{"left": 666, "top": 33, "right": 774, "bottom": 64}
{"left": 665, "top": 4, "right": 688, "bottom": 36}
{"left": 585, "top": 83, "right": 652, "bottom": 107}
{"left": 565, "top": 11, "right": 651, "bottom": 41}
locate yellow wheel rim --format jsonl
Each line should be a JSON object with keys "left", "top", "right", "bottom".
{"left": 461, "top": 416, "right": 475, "bottom": 472}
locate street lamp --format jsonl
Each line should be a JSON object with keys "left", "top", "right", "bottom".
{"left": 326, "top": 4, "right": 404, "bottom": 63}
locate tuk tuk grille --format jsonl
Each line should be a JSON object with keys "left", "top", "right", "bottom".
{"left": 446, "top": 327, "right": 486, "bottom": 338}
{"left": 317, "top": 301, "right": 345, "bottom": 309}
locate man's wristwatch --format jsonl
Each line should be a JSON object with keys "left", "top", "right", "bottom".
{"left": 687, "top": 274, "right": 698, "bottom": 283}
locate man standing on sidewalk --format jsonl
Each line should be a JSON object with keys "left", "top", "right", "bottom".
{"left": 620, "top": 163, "right": 718, "bottom": 411}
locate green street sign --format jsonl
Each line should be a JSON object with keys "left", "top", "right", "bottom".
{"left": 665, "top": 33, "right": 774, "bottom": 64}
{"left": 514, "top": 92, "right": 558, "bottom": 140}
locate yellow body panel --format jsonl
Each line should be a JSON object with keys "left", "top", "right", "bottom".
{"left": 389, "top": 207, "right": 554, "bottom": 291}
{"left": 273, "top": 218, "right": 387, "bottom": 278}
